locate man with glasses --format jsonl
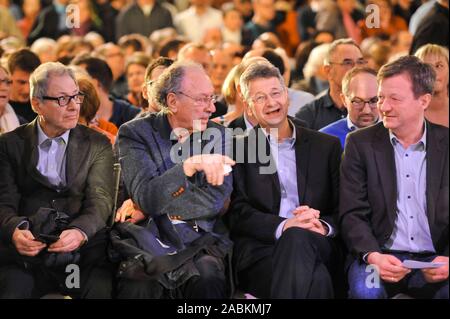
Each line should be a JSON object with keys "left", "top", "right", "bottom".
{"left": 228, "top": 61, "right": 343, "bottom": 298}
{"left": 340, "top": 56, "right": 449, "bottom": 298}
{"left": 115, "top": 60, "right": 235, "bottom": 299}
{"left": 320, "top": 67, "right": 379, "bottom": 149}
{"left": 0, "top": 62, "right": 115, "bottom": 298}
{"left": 296, "top": 38, "right": 367, "bottom": 130}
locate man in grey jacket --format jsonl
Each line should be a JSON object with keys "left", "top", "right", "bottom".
{"left": 116, "top": 60, "right": 235, "bottom": 298}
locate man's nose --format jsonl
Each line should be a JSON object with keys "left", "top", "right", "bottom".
{"left": 206, "top": 99, "right": 216, "bottom": 113}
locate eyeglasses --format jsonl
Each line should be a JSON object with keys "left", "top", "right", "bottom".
{"left": 175, "top": 91, "right": 217, "bottom": 106}
{"left": 349, "top": 96, "right": 379, "bottom": 110}
{"left": 0, "top": 78, "right": 13, "bottom": 86}
{"left": 41, "top": 92, "right": 85, "bottom": 107}
{"left": 329, "top": 59, "right": 368, "bottom": 68}
{"left": 250, "top": 90, "right": 284, "bottom": 106}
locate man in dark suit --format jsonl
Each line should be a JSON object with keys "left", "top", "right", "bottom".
{"left": 228, "top": 61, "right": 343, "bottom": 298}
{"left": 116, "top": 60, "right": 235, "bottom": 299}
{"left": 0, "top": 62, "right": 115, "bottom": 298}
{"left": 340, "top": 56, "right": 449, "bottom": 299}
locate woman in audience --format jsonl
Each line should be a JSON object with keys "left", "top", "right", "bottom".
{"left": 415, "top": 44, "right": 449, "bottom": 127}
{"left": 77, "top": 76, "right": 117, "bottom": 144}
{"left": 0, "top": 65, "right": 24, "bottom": 134}
{"left": 213, "top": 65, "right": 243, "bottom": 127}
{"left": 125, "top": 52, "right": 151, "bottom": 109}
{"left": 17, "top": 0, "right": 41, "bottom": 39}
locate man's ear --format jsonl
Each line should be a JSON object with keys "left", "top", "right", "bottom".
{"left": 142, "top": 85, "right": 149, "bottom": 101}
{"left": 30, "top": 97, "right": 42, "bottom": 115}
{"left": 419, "top": 93, "right": 432, "bottom": 111}
{"left": 324, "top": 64, "right": 331, "bottom": 79}
{"left": 339, "top": 92, "right": 347, "bottom": 109}
{"left": 243, "top": 99, "right": 253, "bottom": 117}
{"left": 166, "top": 92, "right": 178, "bottom": 113}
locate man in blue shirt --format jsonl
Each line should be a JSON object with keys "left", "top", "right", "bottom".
{"left": 340, "top": 56, "right": 449, "bottom": 299}
{"left": 320, "top": 67, "right": 379, "bottom": 149}
{"left": 0, "top": 62, "right": 115, "bottom": 298}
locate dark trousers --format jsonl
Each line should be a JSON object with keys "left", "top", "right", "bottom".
{"left": 116, "top": 254, "right": 227, "bottom": 299}
{"left": 237, "top": 227, "right": 342, "bottom": 299}
{"left": 0, "top": 230, "right": 114, "bottom": 299}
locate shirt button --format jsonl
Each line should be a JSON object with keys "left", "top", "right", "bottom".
{"left": 405, "top": 154, "right": 409, "bottom": 157}
{"left": 410, "top": 216, "right": 414, "bottom": 219}
{"left": 407, "top": 195, "right": 411, "bottom": 199}
{"left": 406, "top": 174, "right": 410, "bottom": 178}
{"left": 410, "top": 237, "right": 414, "bottom": 241}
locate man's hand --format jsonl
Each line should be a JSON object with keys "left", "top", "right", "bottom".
{"left": 283, "top": 205, "right": 327, "bottom": 235}
{"left": 115, "top": 199, "right": 146, "bottom": 224}
{"left": 12, "top": 228, "right": 46, "bottom": 256}
{"left": 367, "top": 252, "right": 411, "bottom": 283}
{"left": 422, "top": 256, "right": 449, "bottom": 283}
{"left": 47, "top": 229, "right": 85, "bottom": 253}
{"left": 183, "top": 154, "right": 235, "bottom": 186}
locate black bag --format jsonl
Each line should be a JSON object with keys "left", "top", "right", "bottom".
{"left": 27, "top": 207, "right": 80, "bottom": 268}
{"left": 108, "top": 220, "right": 232, "bottom": 290}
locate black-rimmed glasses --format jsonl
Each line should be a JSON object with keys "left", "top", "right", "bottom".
{"left": 41, "top": 92, "right": 85, "bottom": 107}
{"left": 349, "top": 97, "right": 379, "bottom": 110}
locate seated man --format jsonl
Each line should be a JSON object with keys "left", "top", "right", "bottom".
{"left": 228, "top": 61, "right": 343, "bottom": 298}
{"left": 116, "top": 60, "right": 235, "bottom": 299}
{"left": 0, "top": 62, "right": 115, "bottom": 299}
{"left": 340, "top": 56, "right": 449, "bottom": 299}
{"left": 320, "top": 67, "right": 380, "bottom": 149}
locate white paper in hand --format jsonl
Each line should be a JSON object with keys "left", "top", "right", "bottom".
{"left": 402, "top": 259, "right": 446, "bottom": 269}
{"left": 223, "top": 164, "right": 232, "bottom": 175}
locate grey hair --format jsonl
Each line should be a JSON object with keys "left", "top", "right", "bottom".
{"left": 324, "top": 38, "right": 362, "bottom": 65}
{"left": 303, "top": 43, "right": 331, "bottom": 80}
{"left": 30, "top": 62, "right": 77, "bottom": 99}
{"left": 239, "top": 61, "right": 284, "bottom": 102}
{"left": 151, "top": 60, "right": 205, "bottom": 113}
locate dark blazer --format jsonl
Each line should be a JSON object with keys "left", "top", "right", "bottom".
{"left": 0, "top": 120, "right": 114, "bottom": 243}
{"left": 228, "top": 119, "right": 342, "bottom": 272}
{"left": 339, "top": 122, "right": 449, "bottom": 260}
{"left": 228, "top": 116, "right": 247, "bottom": 131}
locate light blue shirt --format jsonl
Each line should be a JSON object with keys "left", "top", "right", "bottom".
{"left": 36, "top": 122, "right": 70, "bottom": 188}
{"left": 385, "top": 126, "right": 435, "bottom": 253}
{"left": 243, "top": 113, "right": 254, "bottom": 133}
{"left": 262, "top": 121, "right": 334, "bottom": 239}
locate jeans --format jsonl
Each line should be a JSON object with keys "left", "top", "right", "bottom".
{"left": 347, "top": 252, "right": 449, "bottom": 299}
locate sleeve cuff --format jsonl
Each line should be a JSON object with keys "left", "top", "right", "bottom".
{"left": 319, "top": 219, "right": 334, "bottom": 237}
{"left": 275, "top": 220, "right": 287, "bottom": 240}
{"left": 362, "top": 252, "right": 370, "bottom": 264}
{"left": 16, "top": 220, "right": 29, "bottom": 230}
